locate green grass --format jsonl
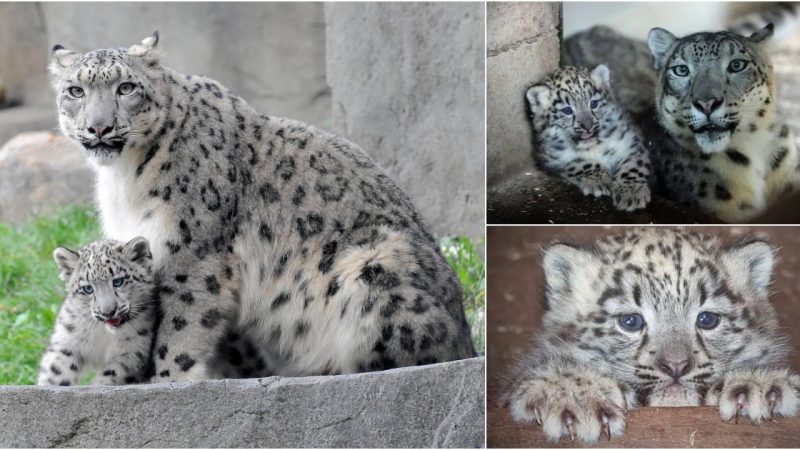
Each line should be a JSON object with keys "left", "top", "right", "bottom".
{"left": 440, "top": 236, "right": 486, "bottom": 354}
{"left": 0, "top": 205, "right": 486, "bottom": 385}
{"left": 0, "top": 205, "right": 102, "bottom": 385}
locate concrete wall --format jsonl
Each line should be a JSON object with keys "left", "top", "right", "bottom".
{"left": 486, "top": 2, "right": 561, "bottom": 187}
{"left": 0, "top": 358, "right": 485, "bottom": 448}
{"left": 326, "top": 3, "right": 485, "bottom": 240}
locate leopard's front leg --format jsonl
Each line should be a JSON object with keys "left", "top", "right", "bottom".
{"left": 706, "top": 367, "right": 800, "bottom": 423}
{"left": 611, "top": 146, "right": 651, "bottom": 212}
{"left": 559, "top": 158, "right": 613, "bottom": 198}
{"left": 152, "top": 256, "right": 239, "bottom": 382}
{"left": 505, "top": 363, "right": 633, "bottom": 443}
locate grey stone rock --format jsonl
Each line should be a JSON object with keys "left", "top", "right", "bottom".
{"left": 325, "top": 3, "right": 485, "bottom": 241}
{"left": 0, "top": 131, "right": 93, "bottom": 225}
{"left": 486, "top": 2, "right": 561, "bottom": 187}
{"left": 0, "top": 357, "right": 485, "bottom": 448}
{"left": 0, "top": 3, "right": 49, "bottom": 107}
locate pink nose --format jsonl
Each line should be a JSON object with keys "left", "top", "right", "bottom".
{"left": 88, "top": 125, "right": 110, "bottom": 138}
{"left": 693, "top": 98, "right": 722, "bottom": 116}
{"left": 657, "top": 358, "right": 691, "bottom": 379}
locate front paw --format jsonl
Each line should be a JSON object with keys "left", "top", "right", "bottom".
{"left": 151, "top": 359, "right": 210, "bottom": 383}
{"left": 612, "top": 180, "right": 650, "bottom": 211}
{"left": 507, "top": 373, "right": 628, "bottom": 443}
{"left": 573, "top": 172, "right": 612, "bottom": 198}
{"left": 709, "top": 368, "right": 800, "bottom": 423}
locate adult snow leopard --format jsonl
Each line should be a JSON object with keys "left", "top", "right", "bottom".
{"left": 49, "top": 32, "right": 476, "bottom": 381}
{"left": 648, "top": 24, "right": 800, "bottom": 222}
{"left": 502, "top": 228, "right": 799, "bottom": 442}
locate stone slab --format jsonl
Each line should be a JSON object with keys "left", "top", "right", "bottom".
{"left": 0, "top": 357, "right": 485, "bottom": 448}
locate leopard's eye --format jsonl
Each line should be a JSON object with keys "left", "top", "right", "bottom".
{"left": 118, "top": 82, "right": 135, "bottom": 95}
{"left": 696, "top": 311, "right": 721, "bottom": 330}
{"left": 68, "top": 86, "right": 84, "bottom": 98}
{"left": 561, "top": 106, "right": 574, "bottom": 116}
{"left": 728, "top": 59, "right": 749, "bottom": 73}
{"left": 590, "top": 99, "right": 599, "bottom": 109}
{"left": 112, "top": 277, "right": 126, "bottom": 288}
{"left": 670, "top": 65, "right": 690, "bottom": 77}
{"left": 618, "top": 313, "right": 645, "bottom": 332}
{"left": 80, "top": 285, "right": 94, "bottom": 295}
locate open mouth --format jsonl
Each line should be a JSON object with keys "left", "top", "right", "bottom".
{"left": 82, "top": 140, "right": 126, "bottom": 154}
{"left": 104, "top": 315, "right": 128, "bottom": 328}
{"left": 689, "top": 122, "right": 737, "bottom": 134}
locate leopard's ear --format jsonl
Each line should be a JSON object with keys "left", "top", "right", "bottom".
{"left": 53, "top": 247, "right": 79, "bottom": 282}
{"left": 122, "top": 236, "right": 152, "bottom": 263}
{"left": 128, "top": 31, "right": 161, "bottom": 61}
{"left": 719, "top": 237, "right": 776, "bottom": 301}
{"left": 647, "top": 27, "right": 677, "bottom": 71}
{"left": 590, "top": 64, "right": 611, "bottom": 91}
{"left": 526, "top": 84, "right": 552, "bottom": 116}
{"left": 748, "top": 23, "right": 774, "bottom": 44}
{"left": 49, "top": 44, "right": 81, "bottom": 80}
{"left": 542, "top": 242, "right": 599, "bottom": 308}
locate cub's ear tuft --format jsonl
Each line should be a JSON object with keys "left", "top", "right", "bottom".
{"left": 590, "top": 64, "right": 611, "bottom": 91}
{"left": 526, "top": 84, "right": 552, "bottom": 116}
{"left": 719, "top": 237, "right": 776, "bottom": 300}
{"left": 123, "top": 236, "right": 152, "bottom": 262}
{"left": 647, "top": 27, "right": 678, "bottom": 71}
{"left": 53, "top": 247, "right": 79, "bottom": 282}
{"left": 542, "top": 242, "right": 597, "bottom": 307}
{"left": 128, "top": 31, "right": 161, "bottom": 59}
{"left": 748, "top": 23, "right": 774, "bottom": 43}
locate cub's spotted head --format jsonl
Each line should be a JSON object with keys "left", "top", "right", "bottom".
{"left": 54, "top": 237, "right": 153, "bottom": 332}
{"left": 648, "top": 25, "right": 774, "bottom": 154}
{"left": 526, "top": 65, "right": 614, "bottom": 147}
{"left": 540, "top": 228, "right": 787, "bottom": 407}
{"left": 49, "top": 32, "right": 165, "bottom": 166}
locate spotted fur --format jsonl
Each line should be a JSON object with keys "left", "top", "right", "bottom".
{"left": 502, "top": 228, "right": 800, "bottom": 442}
{"left": 38, "top": 238, "right": 156, "bottom": 386}
{"left": 647, "top": 25, "right": 800, "bottom": 222}
{"left": 527, "top": 65, "right": 652, "bottom": 212}
{"left": 49, "top": 33, "right": 475, "bottom": 381}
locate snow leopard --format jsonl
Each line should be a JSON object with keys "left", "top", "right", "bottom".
{"left": 501, "top": 228, "right": 799, "bottom": 443}
{"left": 527, "top": 65, "right": 652, "bottom": 212}
{"left": 38, "top": 238, "right": 156, "bottom": 386}
{"left": 647, "top": 24, "right": 800, "bottom": 222}
{"left": 49, "top": 32, "right": 476, "bottom": 381}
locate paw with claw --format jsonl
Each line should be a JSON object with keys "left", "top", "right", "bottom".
{"left": 612, "top": 179, "right": 650, "bottom": 211}
{"left": 707, "top": 368, "right": 800, "bottom": 423}
{"left": 507, "top": 373, "right": 629, "bottom": 442}
{"left": 572, "top": 170, "right": 612, "bottom": 198}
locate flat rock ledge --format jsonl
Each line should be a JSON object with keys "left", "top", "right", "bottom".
{"left": 0, "top": 357, "right": 485, "bottom": 448}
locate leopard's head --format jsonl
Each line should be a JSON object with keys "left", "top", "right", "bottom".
{"left": 526, "top": 65, "right": 615, "bottom": 148}
{"left": 540, "top": 228, "right": 787, "bottom": 406}
{"left": 54, "top": 238, "right": 154, "bottom": 332}
{"left": 49, "top": 32, "right": 166, "bottom": 166}
{"left": 648, "top": 25, "right": 775, "bottom": 154}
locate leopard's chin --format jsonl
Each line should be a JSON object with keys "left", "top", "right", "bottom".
{"left": 646, "top": 384, "right": 703, "bottom": 406}
{"left": 693, "top": 129, "right": 731, "bottom": 154}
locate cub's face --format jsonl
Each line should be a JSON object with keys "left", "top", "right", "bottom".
{"left": 54, "top": 238, "right": 153, "bottom": 332}
{"left": 648, "top": 26, "right": 774, "bottom": 154}
{"left": 527, "top": 65, "right": 614, "bottom": 147}
{"left": 49, "top": 33, "right": 163, "bottom": 166}
{"left": 541, "top": 230, "right": 786, "bottom": 406}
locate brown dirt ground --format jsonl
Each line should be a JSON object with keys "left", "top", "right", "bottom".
{"left": 487, "top": 226, "right": 800, "bottom": 405}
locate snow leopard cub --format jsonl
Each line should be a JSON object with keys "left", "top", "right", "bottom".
{"left": 527, "top": 65, "right": 652, "bottom": 211}
{"left": 38, "top": 237, "right": 156, "bottom": 386}
{"left": 502, "top": 228, "right": 799, "bottom": 442}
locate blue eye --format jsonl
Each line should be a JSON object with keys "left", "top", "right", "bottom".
{"left": 696, "top": 311, "right": 721, "bottom": 330}
{"left": 618, "top": 313, "right": 645, "bottom": 332}
{"left": 561, "top": 107, "right": 574, "bottom": 116}
{"left": 81, "top": 285, "right": 94, "bottom": 295}
{"left": 590, "top": 100, "right": 599, "bottom": 109}
{"left": 112, "top": 277, "right": 125, "bottom": 288}
{"left": 670, "top": 65, "right": 690, "bottom": 77}
{"left": 728, "top": 59, "right": 748, "bottom": 73}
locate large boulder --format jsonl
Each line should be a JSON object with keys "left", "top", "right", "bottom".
{"left": 0, "top": 132, "right": 93, "bottom": 225}
{"left": 0, "top": 357, "right": 485, "bottom": 448}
